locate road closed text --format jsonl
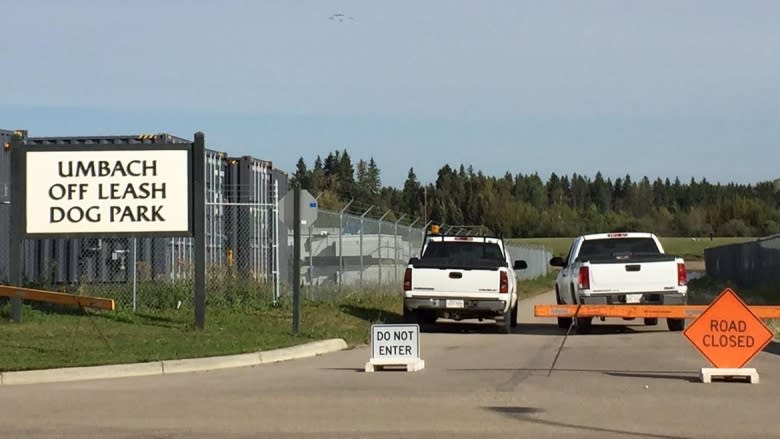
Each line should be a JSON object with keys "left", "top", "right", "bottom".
{"left": 701, "top": 319, "right": 756, "bottom": 348}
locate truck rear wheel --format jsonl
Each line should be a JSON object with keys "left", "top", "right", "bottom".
{"left": 403, "top": 307, "right": 417, "bottom": 324}
{"left": 501, "top": 310, "right": 513, "bottom": 333}
{"left": 510, "top": 302, "right": 518, "bottom": 328}
{"left": 644, "top": 318, "right": 658, "bottom": 326}
{"left": 667, "top": 318, "right": 685, "bottom": 331}
{"left": 575, "top": 317, "right": 592, "bottom": 334}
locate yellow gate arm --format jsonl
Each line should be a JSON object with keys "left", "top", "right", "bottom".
{"left": 534, "top": 304, "right": 780, "bottom": 320}
{"left": 0, "top": 285, "right": 115, "bottom": 311}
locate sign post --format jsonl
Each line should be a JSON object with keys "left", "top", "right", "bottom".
{"left": 365, "top": 323, "right": 425, "bottom": 372}
{"left": 683, "top": 288, "right": 774, "bottom": 384}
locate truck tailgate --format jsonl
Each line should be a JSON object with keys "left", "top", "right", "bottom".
{"left": 588, "top": 261, "right": 680, "bottom": 294}
{"left": 411, "top": 268, "right": 500, "bottom": 294}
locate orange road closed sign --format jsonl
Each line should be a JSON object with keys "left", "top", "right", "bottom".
{"left": 683, "top": 288, "right": 774, "bottom": 369}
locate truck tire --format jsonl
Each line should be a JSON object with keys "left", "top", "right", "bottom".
{"left": 667, "top": 318, "right": 685, "bottom": 331}
{"left": 420, "top": 309, "right": 437, "bottom": 325}
{"left": 644, "top": 318, "right": 658, "bottom": 326}
{"left": 510, "top": 302, "right": 519, "bottom": 328}
{"left": 403, "top": 307, "right": 417, "bottom": 324}
{"left": 575, "top": 317, "right": 592, "bottom": 334}
{"left": 556, "top": 287, "right": 572, "bottom": 329}
{"left": 501, "top": 309, "right": 513, "bottom": 333}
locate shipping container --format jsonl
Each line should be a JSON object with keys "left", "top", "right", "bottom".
{"left": 224, "top": 156, "right": 278, "bottom": 281}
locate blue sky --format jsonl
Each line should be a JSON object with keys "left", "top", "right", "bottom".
{"left": 1, "top": 0, "right": 778, "bottom": 187}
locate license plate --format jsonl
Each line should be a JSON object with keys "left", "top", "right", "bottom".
{"left": 626, "top": 294, "right": 642, "bottom": 304}
{"left": 446, "top": 299, "right": 464, "bottom": 309}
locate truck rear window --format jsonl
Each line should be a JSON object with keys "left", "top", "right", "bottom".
{"left": 577, "top": 238, "right": 660, "bottom": 261}
{"left": 421, "top": 241, "right": 505, "bottom": 264}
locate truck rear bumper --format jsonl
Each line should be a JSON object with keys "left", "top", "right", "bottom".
{"left": 579, "top": 292, "right": 686, "bottom": 305}
{"left": 405, "top": 297, "right": 507, "bottom": 313}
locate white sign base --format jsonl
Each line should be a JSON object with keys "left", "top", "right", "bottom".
{"left": 366, "top": 323, "right": 423, "bottom": 373}
{"left": 365, "top": 359, "right": 425, "bottom": 373}
{"left": 700, "top": 367, "right": 759, "bottom": 384}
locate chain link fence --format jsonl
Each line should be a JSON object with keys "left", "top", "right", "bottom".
{"left": 704, "top": 234, "right": 780, "bottom": 294}
{"left": 285, "top": 206, "right": 428, "bottom": 300}
{"left": 283, "top": 203, "right": 552, "bottom": 300}
{"left": 3, "top": 195, "right": 551, "bottom": 310}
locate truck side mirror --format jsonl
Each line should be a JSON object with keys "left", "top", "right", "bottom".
{"left": 408, "top": 257, "right": 419, "bottom": 265}
{"left": 549, "top": 257, "right": 565, "bottom": 267}
{"left": 513, "top": 260, "right": 527, "bottom": 270}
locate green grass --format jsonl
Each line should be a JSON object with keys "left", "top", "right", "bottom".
{"left": 0, "top": 294, "right": 404, "bottom": 372}
{"left": 509, "top": 236, "right": 756, "bottom": 259}
{"left": 517, "top": 272, "right": 556, "bottom": 298}
{"left": 0, "top": 272, "right": 559, "bottom": 372}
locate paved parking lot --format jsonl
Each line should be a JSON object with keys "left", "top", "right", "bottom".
{"left": 1, "top": 291, "right": 778, "bottom": 439}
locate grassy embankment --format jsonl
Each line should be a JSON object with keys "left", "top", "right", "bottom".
{"left": 0, "top": 273, "right": 554, "bottom": 372}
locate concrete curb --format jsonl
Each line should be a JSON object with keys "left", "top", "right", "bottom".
{"left": 0, "top": 338, "right": 348, "bottom": 386}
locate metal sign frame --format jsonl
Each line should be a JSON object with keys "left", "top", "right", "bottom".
{"left": 18, "top": 142, "right": 193, "bottom": 239}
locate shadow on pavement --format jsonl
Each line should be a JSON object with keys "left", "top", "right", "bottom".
{"left": 484, "top": 406, "right": 691, "bottom": 439}
{"left": 452, "top": 367, "right": 698, "bottom": 382}
{"left": 421, "top": 321, "right": 666, "bottom": 336}
{"left": 603, "top": 371, "right": 700, "bottom": 382}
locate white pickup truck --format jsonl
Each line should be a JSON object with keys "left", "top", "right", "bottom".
{"left": 550, "top": 232, "right": 687, "bottom": 334}
{"left": 402, "top": 228, "right": 528, "bottom": 333}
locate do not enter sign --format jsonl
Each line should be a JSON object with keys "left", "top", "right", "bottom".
{"left": 684, "top": 288, "right": 774, "bottom": 369}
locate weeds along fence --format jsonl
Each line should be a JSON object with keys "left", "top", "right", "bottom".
{"left": 5, "top": 195, "right": 280, "bottom": 311}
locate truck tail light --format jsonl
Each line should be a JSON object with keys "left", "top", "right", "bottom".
{"left": 499, "top": 271, "right": 508, "bottom": 294}
{"left": 578, "top": 267, "right": 590, "bottom": 290}
{"left": 403, "top": 268, "right": 412, "bottom": 291}
{"left": 677, "top": 262, "right": 687, "bottom": 286}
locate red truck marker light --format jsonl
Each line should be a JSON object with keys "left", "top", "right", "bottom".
{"left": 677, "top": 262, "right": 687, "bottom": 286}
{"left": 578, "top": 267, "right": 590, "bottom": 290}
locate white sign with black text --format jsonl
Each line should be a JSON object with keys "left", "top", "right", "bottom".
{"left": 25, "top": 150, "right": 190, "bottom": 235}
{"left": 365, "top": 323, "right": 425, "bottom": 372}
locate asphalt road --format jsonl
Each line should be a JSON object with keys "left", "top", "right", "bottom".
{"left": 1, "top": 291, "right": 779, "bottom": 439}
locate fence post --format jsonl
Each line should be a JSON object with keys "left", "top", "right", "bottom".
{"left": 132, "top": 237, "right": 137, "bottom": 312}
{"left": 273, "top": 179, "right": 280, "bottom": 304}
{"left": 377, "top": 210, "right": 391, "bottom": 290}
{"left": 308, "top": 222, "right": 314, "bottom": 298}
{"left": 292, "top": 185, "right": 301, "bottom": 335}
{"left": 8, "top": 132, "right": 25, "bottom": 322}
{"left": 193, "top": 131, "right": 206, "bottom": 330}
{"left": 393, "top": 214, "right": 406, "bottom": 284}
{"left": 359, "top": 205, "right": 375, "bottom": 290}
{"left": 407, "top": 218, "right": 419, "bottom": 260}
{"left": 338, "top": 200, "right": 353, "bottom": 292}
